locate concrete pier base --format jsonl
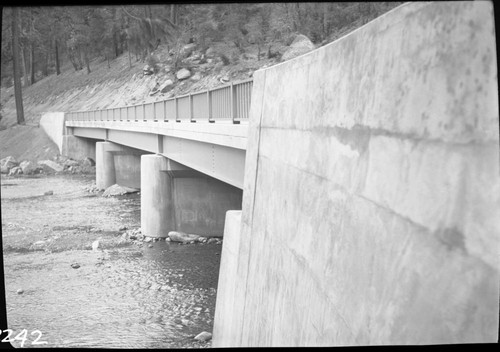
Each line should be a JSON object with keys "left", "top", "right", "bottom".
{"left": 96, "top": 141, "right": 142, "bottom": 190}
{"left": 96, "top": 142, "right": 115, "bottom": 190}
{"left": 141, "top": 155, "right": 243, "bottom": 238}
{"left": 141, "top": 154, "right": 173, "bottom": 238}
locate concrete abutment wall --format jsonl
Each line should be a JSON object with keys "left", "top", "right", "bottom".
{"left": 214, "top": 1, "right": 499, "bottom": 346}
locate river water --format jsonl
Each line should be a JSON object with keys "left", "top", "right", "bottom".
{"left": 1, "top": 174, "right": 221, "bottom": 348}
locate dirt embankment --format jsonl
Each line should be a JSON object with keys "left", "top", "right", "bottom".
{"left": 0, "top": 124, "right": 60, "bottom": 162}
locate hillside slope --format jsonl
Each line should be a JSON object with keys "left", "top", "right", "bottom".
{"left": 0, "top": 41, "right": 276, "bottom": 128}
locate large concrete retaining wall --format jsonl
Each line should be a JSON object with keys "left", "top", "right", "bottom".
{"left": 40, "top": 112, "right": 66, "bottom": 153}
{"left": 213, "top": 1, "right": 499, "bottom": 346}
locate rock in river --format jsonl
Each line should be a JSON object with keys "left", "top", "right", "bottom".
{"left": 17, "top": 289, "right": 24, "bottom": 294}
{"left": 71, "top": 263, "right": 80, "bottom": 269}
{"left": 102, "top": 184, "right": 139, "bottom": 197}
{"left": 194, "top": 331, "right": 212, "bottom": 342}
{"left": 168, "top": 231, "right": 200, "bottom": 243}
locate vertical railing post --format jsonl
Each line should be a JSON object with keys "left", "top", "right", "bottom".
{"left": 189, "top": 94, "right": 193, "bottom": 122}
{"left": 207, "top": 90, "right": 212, "bottom": 122}
{"left": 143, "top": 103, "right": 146, "bottom": 122}
{"left": 175, "top": 97, "right": 178, "bottom": 122}
{"left": 231, "top": 82, "right": 236, "bottom": 122}
{"left": 163, "top": 100, "right": 167, "bottom": 122}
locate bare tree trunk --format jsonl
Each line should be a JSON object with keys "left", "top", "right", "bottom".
{"left": 29, "top": 8, "right": 35, "bottom": 85}
{"left": 148, "top": 6, "right": 155, "bottom": 39}
{"left": 294, "top": 3, "right": 300, "bottom": 32}
{"left": 127, "top": 40, "right": 132, "bottom": 69}
{"left": 11, "top": 7, "right": 25, "bottom": 125}
{"left": 30, "top": 44, "right": 36, "bottom": 85}
{"left": 322, "top": 3, "right": 328, "bottom": 40}
{"left": 20, "top": 45, "right": 28, "bottom": 87}
{"left": 55, "top": 38, "right": 61, "bottom": 75}
{"left": 68, "top": 49, "right": 80, "bottom": 71}
{"left": 113, "top": 31, "right": 119, "bottom": 58}
{"left": 84, "top": 46, "right": 91, "bottom": 74}
{"left": 43, "top": 51, "right": 48, "bottom": 77}
{"left": 170, "top": 4, "right": 178, "bottom": 25}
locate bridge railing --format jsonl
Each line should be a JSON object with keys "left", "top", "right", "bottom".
{"left": 65, "top": 78, "right": 253, "bottom": 124}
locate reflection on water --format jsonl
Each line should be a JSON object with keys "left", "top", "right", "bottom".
{"left": 2, "top": 175, "right": 222, "bottom": 348}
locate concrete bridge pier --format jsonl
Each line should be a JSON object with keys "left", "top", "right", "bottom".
{"left": 141, "top": 154, "right": 243, "bottom": 238}
{"left": 141, "top": 154, "right": 174, "bottom": 239}
{"left": 96, "top": 141, "right": 142, "bottom": 190}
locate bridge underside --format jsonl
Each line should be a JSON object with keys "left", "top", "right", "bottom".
{"left": 64, "top": 123, "right": 246, "bottom": 237}
{"left": 69, "top": 122, "right": 246, "bottom": 190}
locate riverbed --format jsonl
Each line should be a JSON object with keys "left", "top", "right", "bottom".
{"left": 1, "top": 174, "right": 221, "bottom": 348}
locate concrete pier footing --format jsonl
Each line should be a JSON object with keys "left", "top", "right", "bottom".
{"left": 96, "top": 142, "right": 116, "bottom": 190}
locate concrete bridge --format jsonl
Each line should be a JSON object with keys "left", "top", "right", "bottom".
{"left": 41, "top": 1, "right": 499, "bottom": 346}
{"left": 44, "top": 79, "right": 253, "bottom": 238}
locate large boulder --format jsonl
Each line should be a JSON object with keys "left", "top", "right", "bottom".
{"left": 143, "top": 65, "right": 154, "bottom": 76}
{"left": 205, "top": 47, "right": 216, "bottom": 58}
{"left": 282, "top": 34, "right": 315, "bottom": 61}
{"left": 181, "top": 43, "right": 196, "bottom": 58}
{"left": 82, "top": 157, "right": 95, "bottom": 167}
{"left": 102, "top": 184, "right": 139, "bottom": 197}
{"left": 63, "top": 159, "right": 79, "bottom": 169}
{"left": 168, "top": 231, "right": 200, "bottom": 243}
{"left": 194, "top": 331, "right": 212, "bottom": 342}
{"left": 1, "top": 156, "right": 18, "bottom": 174}
{"left": 19, "top": 160, "right": 37, "bottom": 175}
{"left": 8, "top": 166, "right": 22, "bottom": 176}
{"left": 176, "top": 68, "right": 191, "bottom": 80}
{"left": 159, "top": 79, "right": 174, "bottom": 93}
{"left": 38, "top": 160, "right": 63, "bottom": 173}
{"left": 191, "top": 72, "right": 201, "bottom": 81}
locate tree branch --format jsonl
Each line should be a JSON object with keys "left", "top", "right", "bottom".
{"left": 121, "top": 6, "right": 142, "bottom": 22}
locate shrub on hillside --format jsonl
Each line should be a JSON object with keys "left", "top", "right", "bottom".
{"left": 146, "top": 55, "right": 160, "bottom": 73}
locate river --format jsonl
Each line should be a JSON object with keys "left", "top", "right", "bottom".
{"left": 1, "top": 174, "right": 221, "bottom": 348}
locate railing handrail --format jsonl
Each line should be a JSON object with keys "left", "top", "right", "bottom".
{"left": 66, "top": 78, "right": 253, "bottom": 124}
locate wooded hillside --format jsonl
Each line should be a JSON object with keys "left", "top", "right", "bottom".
{"left": 1, "top": 3, "right": 401, "bottom": 87}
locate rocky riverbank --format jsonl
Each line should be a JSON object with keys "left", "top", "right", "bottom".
{"left": 1, "top": 154, "right": 96, "bottom": 177}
